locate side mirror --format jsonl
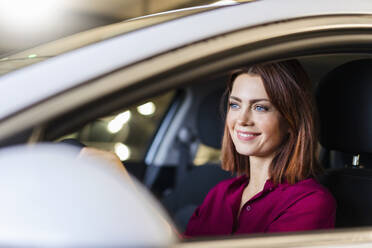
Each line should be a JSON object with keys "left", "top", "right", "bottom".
{"left": 0, "top": 144, "right": 177, "bottom": 247}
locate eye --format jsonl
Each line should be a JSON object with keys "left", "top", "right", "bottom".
{"left": 253, "top": 105, "right": 268, "bottom": 112}
{"left": 229, "top": 102, "right": 239, "bottom": 109}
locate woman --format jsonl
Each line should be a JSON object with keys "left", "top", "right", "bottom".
{"left": 184, "top": 60, "right": 336, "bottom": 236}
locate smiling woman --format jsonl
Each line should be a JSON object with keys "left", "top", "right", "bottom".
{"left": 227, "top": 74, "right": 289, "bottom": 162}
{"left": 185, "top": 60, "right": 336, "bottom": 237}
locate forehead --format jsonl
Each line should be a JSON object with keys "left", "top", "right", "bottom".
{"left": 230, "top": 73, "right": 268, "bottom": 99}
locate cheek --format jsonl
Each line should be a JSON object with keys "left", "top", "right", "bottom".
{"left": 259, "top": 115, "right": 287, "bottom": 138}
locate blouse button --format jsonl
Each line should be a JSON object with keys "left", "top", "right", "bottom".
{"left": 246, "top": 205, "right": 252, "bottom": 211}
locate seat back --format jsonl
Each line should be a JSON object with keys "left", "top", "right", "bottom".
{"left": 321, "top": 169, "right": 372, "bottom": 227}
{"left": 316, "top": 59, "right": 372, "bottom": 227}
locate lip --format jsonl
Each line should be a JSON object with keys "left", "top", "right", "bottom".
{"left": 236, "top": 131, "right": 261, "bottom": 141}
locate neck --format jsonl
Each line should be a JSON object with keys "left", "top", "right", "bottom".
{"left": 248, "top": 155, "right": 272, "bottom": 189}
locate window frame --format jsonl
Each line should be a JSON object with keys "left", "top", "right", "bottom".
{"left": 3, "top": 15, "right": 368, "bottom": 141}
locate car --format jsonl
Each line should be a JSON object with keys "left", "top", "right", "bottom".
{"left": 0, "top": 144, "right": 177, "bottom": 247}
{"left": 1, "top": 0, "right": 372, "bottom": 247}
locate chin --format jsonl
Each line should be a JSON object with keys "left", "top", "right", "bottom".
{"left": 235, "top": 147, "right": 255, "bottom": 157}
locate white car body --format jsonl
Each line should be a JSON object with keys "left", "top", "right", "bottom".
{"left": 1, "top": 0, "right": 372, "bottom": 247}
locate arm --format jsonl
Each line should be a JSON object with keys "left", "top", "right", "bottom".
{"left": 78, "top": 147, "right": 131, "bottom": 179}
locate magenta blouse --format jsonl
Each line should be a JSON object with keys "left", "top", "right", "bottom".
{"left": 185, "top": 176, "right": 336, "bottom": 237}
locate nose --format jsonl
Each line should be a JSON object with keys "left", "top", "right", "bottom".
{"left": 237, "top": 108, "right": 254, "bottom": 126}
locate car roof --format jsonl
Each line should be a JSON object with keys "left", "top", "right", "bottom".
{"left": 0, "top": 0, "right": 372, "bottom": 121}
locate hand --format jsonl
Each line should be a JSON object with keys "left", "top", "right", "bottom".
{"left": 78, "top": 147, "right": 130, "bottom": 179}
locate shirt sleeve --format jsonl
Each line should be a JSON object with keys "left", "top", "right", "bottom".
{"left": 267, "top": 190, "right": 336, "bottom": 232}
{"left": 184, "top": 177, "right": 239, "bottom": 237}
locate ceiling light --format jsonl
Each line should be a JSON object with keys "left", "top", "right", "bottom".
{"left": 137, "top": 102, "right": 156, "bottom": 116}
{"left": 114, "top": 143, "right": 130, "bottom": 161}
{"left": 107, "top": 111, "right": 131, "bottom": 133}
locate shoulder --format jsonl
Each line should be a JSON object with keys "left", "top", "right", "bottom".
{"left": 284, "top": 178, "right": 332, "bottom": 195}
{"left": 267, "top": 178, "right": 336, "bottom": 231}
{"left": 212, "top": 175, "right": 247, "bottom": 192}
{"left": 280, "top": 178, "right": 336, "bottom": 211}
{"left": 204, "top": 175, "right": 247, "bottom": 199}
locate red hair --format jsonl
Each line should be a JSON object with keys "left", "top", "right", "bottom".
{"left": 221, "top": 60, "right": 322, "bottom": 184}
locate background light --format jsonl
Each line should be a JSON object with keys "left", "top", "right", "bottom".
{"left": 107, "top": 111, "right": 131, "bottom": 133}
{"left": 114, "top": 143, "right": 130, "bottom": 161}
{"left": 137, "top": 102, "right": 156, "bottom": 116}
{"left": 0, "top": 0, "right": 61, "bottom": 29}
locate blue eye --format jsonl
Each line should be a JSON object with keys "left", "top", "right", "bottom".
{"left": 254, "top": 105, "right": 268, "bottom": 112}
{"left": 229, "top": 102, "right": 239, "bottom": 109}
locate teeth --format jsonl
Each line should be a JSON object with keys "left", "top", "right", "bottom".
{"left": 239, "top": 133, "right": 256, "bottom": 137}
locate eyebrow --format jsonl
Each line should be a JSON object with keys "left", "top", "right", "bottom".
{"left": 229, "top": 96, "right": 270, "bottom": 104}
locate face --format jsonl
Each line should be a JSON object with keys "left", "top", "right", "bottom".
{"left": 227, "top": 73, "right": 288, "bottom": 159}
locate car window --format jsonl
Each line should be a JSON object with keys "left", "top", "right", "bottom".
{"left": 59, "top": 90, "right": 175, "bottom": 162}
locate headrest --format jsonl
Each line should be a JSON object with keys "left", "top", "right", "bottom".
{"left": 316, "top": 59, "right": 372, "bottom": 153}
{"left": 196, "top": 88, "right": 226, "bottom": 149}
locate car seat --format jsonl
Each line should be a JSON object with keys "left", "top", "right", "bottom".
{"left": 316, "top": 59, "right": 372, "bottom": 227}
{"left": 162, "top": 88, "right": 234, "bottom": 232}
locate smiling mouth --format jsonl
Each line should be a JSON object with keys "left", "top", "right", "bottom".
{"left": 236, "top": 131, "right": 261, "bottom": 141}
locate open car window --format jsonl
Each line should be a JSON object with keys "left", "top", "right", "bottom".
{"left": 59, "top": 90, "right": 176, "bottom": 163}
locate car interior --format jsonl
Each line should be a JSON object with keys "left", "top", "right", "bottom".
{"left": 22, "top": 52, "right": 372, "bottom": 235}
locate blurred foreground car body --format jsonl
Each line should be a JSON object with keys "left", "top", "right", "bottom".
{"left": 0, "top": 144, "right": 176, "bottom": 247}
{"left": 1, "top": 0, "right": 372, "bottom": 247}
